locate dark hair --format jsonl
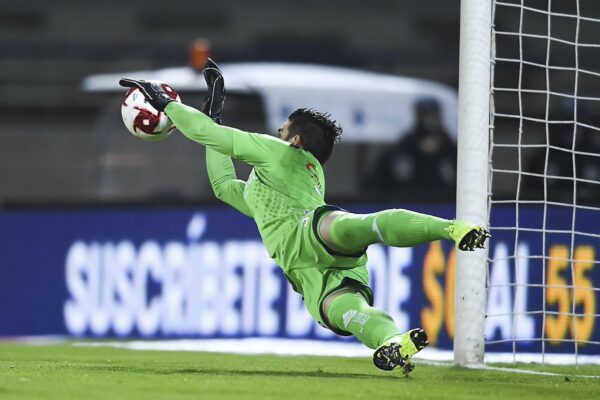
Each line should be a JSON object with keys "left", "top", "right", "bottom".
{"left": 287, "top": 108, "right": 342, "bottom": 164}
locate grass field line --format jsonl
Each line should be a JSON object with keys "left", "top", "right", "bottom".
{"left": 480, "top": 365, "right": 600, "bottom": 379}
{"left": 417, "top": 359, "right": 600, "bottom": 379}
{"left": 71, "top": 338, "right": 600, "bottom": 379}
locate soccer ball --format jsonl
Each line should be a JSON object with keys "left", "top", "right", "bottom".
{"left": 121, "top": 82, "right": 181, "bottom": 141}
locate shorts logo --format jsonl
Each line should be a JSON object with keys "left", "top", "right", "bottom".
{"left": 302, "top": 216, "right": 309, "bottom": 228}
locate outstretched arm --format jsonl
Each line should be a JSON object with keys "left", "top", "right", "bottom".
{"left": 119, "top": 78, "right": 289, "bottom": 167}
{"left": 206, "top": 148, "right": 252, "bottom": 217}
{"left": 119, "top": 72, "right": 282, "bottom": 217}
{"left": 165, "top": 102, "right": 288, "bottom": 167}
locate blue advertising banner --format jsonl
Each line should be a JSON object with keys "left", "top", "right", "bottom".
{"left": 0, "top": 205, "right": 598, "bottom": 354}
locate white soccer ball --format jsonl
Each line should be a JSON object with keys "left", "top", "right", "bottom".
{"left": 121, "top": 82, "right": 181, "bottom": 141}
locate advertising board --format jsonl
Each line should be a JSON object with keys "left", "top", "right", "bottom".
{"left": 0, "top": 205, "right": 597, "bottom": 354}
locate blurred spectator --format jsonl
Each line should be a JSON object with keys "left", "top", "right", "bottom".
{"left": 365, "top": 97, "right": 456, "bottom": 202}
{"left": 523, "top": 99, "right": 600, "bottom": 206}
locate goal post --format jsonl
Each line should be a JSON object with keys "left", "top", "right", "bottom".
{"left": 454, "top": 0, "right": 493, "bottom": 367}
{"left": 456, "top": 0, "right": 600, "bottom": 366}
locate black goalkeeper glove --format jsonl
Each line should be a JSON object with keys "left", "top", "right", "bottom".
{"left": 200, "top": 58, "right": 226, "bottom": 125}
{"left": 118, "top": 78, "right": 175, "bottom": 112}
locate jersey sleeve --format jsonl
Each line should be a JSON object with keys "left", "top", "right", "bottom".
{"left": 205, "top": 147, "right": 252, "bottom": 217}
{"left": 165, "top": 102, "right": 289, "bottom": 167}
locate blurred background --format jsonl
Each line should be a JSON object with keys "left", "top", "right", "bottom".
{"left": 1, "top": 0, "right": 465, "bottom": 206}
{"left": 2, "top": 0, "right": 599, "bottom": 207}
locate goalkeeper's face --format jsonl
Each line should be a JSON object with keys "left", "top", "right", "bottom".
{"left": 280, "top": 108, "right": 342, "bottom": 164}
{"left": 277, "top": 120, "right": 302, "bottom": 147}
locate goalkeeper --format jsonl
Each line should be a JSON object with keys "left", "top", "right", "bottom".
{"left": 120, "top": 60, "right": 489, "bottom": 375}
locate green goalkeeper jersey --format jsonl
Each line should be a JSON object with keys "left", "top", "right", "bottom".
{"left": 166, "top": 102, "right": 371, "bottom": 328}
{"left": 165, "top": 102, "right": 328, "bottom": 271}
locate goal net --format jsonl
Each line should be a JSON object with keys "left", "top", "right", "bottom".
{"left": 486, "top": 0, "right": 600, "bottom": 364}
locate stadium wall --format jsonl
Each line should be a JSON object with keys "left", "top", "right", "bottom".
{"left": 0, "top": 205, "right": 597, "bottom": 354}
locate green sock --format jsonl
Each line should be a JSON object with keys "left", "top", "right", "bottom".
{"left": 327, "top": 209, "right": 452, "bottom": 254}
{"left": 325, "top": 292, "right": 402, "bottom": 349}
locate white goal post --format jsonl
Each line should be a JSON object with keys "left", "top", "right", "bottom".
{"left": 456, "top": 0, "right": 600, "bottom": 366}
{"left": 454, "top": 0, "right": 493, "bottom": 367}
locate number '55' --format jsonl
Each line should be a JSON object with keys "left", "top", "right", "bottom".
{"left": 546, "top": 245, "right": 595, "bottom": 344}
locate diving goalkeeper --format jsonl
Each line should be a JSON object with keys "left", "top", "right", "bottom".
{"left": 119, "top": 60, "right": 489, "bottom": 375}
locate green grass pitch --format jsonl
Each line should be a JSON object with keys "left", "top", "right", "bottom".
{"left": 1, "top": 342, "right": 599, "bottom": 399}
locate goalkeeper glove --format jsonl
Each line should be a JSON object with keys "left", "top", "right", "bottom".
{"left": 118, "top": 79, "right": 175, "bottom": 112}
{"left": 200, "top": 58, "right": 226, "bottom": 124}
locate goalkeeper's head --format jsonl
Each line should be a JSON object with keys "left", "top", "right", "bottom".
{"left": 278, "top": 108, "right": 342, "bottom": 164}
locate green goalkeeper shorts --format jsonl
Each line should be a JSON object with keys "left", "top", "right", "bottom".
{"left": 283, "top": 205, "right": 374, "bottom": 336}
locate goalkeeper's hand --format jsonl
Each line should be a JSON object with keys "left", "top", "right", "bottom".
{"left": 200, "top": 58, "right": 226, "bottom": 125}
{"left": 118, "top": 79, "right": 175, "bottom": 112}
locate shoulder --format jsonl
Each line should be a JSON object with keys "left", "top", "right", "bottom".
{"left": 247, "top": 132, "right": 290, "bottom": 146}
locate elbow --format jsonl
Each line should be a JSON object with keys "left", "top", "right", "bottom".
{"left": 211, "top": 185, "right": 227, "bottom": 202}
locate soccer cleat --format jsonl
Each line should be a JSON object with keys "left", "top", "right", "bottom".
{"left": 446, "top": 220, "right": 491, "bottom": 251}
{"left": 373, "top": 328, "right": 429, "bottom": 375}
